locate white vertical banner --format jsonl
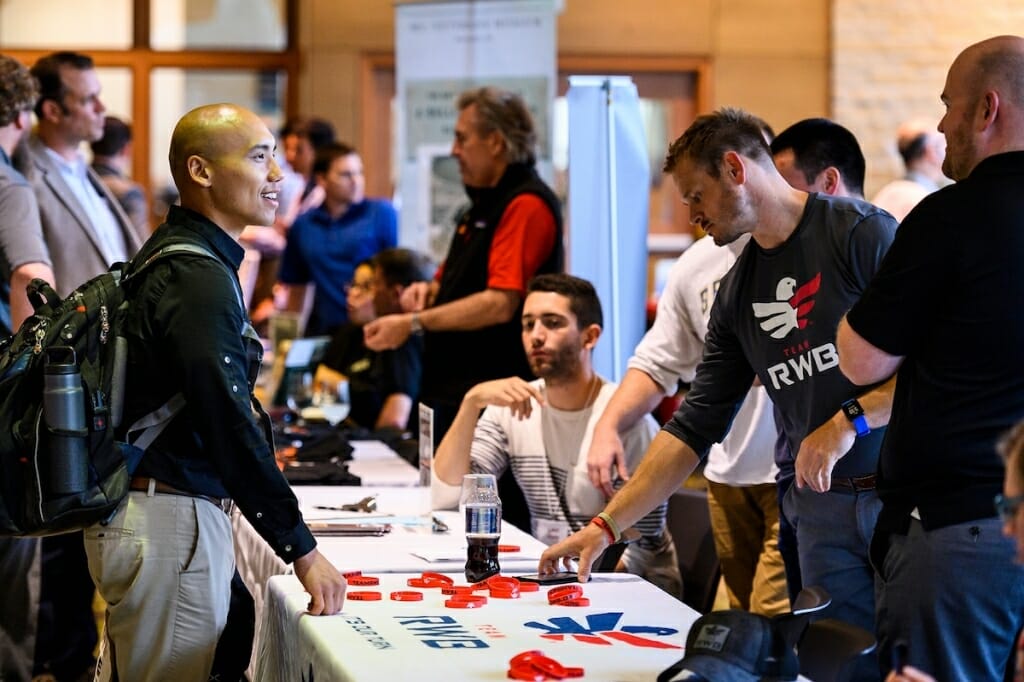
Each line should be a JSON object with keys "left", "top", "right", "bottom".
{"left": 395, "top": 0, "right": 558, "bottom": 263}
{"left": 567, "top": 76, "right": 650, "bottom": 383}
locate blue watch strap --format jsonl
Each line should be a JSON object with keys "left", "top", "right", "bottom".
{"left": 851, "top": 414, "right": 870, "bottom": 438}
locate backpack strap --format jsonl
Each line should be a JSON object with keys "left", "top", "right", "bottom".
{"left": 129, "top": 242, "right": 247, "bottom": 315}
{"left": 126, "top": 392, "right": 187, "bottom": 451}
{"left": 121, "top": 241, "right": 248, "bottom": 453}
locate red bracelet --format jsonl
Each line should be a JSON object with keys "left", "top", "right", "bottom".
{"left": 591, "top": 516, "right": 616, "bottom": 544}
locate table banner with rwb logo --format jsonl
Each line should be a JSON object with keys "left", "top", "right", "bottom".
{"left": 255, "top": 572, "right": 692, "bottom": 682}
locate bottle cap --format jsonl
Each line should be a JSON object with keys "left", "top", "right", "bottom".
{"left": 498, "top": 544, "right": 521, "bottom": 552}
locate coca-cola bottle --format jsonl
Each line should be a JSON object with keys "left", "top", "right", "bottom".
{"left": 461, "top": 474, "right": 502, "bottom": 582}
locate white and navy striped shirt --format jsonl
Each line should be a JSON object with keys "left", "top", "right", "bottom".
{"left": 435, "top": 379, "right": 667, "bottom": 548}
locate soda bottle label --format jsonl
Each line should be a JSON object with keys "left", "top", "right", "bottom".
{"left": 465, "top": 503, "right": 499, "bottom": 536}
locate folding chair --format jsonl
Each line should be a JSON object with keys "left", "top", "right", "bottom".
{"left": 796, "top": 617, "right": 877, "bottom": 682}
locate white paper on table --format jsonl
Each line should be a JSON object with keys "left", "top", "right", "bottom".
{"left": 411, "top": 545, "right": 544, "bottom": 563}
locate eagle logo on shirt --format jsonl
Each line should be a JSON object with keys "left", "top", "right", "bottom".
{"left": 751, "top": 273, "right": 822, "bottom": 339}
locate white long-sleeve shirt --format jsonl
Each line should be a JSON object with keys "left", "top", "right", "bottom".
{"left": 629, "top": 235, "right": 778, "bottom": 486}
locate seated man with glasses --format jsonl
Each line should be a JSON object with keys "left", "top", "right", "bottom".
{"left": 315, "top": 249, "right": 434, "bottom": 431}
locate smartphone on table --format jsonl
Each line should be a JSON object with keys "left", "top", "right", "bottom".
{"left": 516, "top": 572, "right": 590, "bottom": 585}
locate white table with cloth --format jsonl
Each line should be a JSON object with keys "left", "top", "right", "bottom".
{"left": 233, "top": 486, "right": 548, "bottom": 610}
{"left": 254, "top": 572, "right": 696, "bottom": 681}
{"left": 334, "top": 438, "right": 421, "bottom": 487}
{"left": 233, "top": 444, "right": 551, "bottom": 678}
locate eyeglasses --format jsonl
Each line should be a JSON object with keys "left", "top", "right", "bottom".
{"left": 994, "top": 493, "right": 1024, "bottom": 522}
{"left": 344, "top": 281, "right": 374, "bottom": 295}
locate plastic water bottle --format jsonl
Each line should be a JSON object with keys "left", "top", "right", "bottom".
{"left": 463, "top": 480, "right": 502, "bottom": 582}
{"left": 43, "top": 348, "right": 89, "bottom": 495}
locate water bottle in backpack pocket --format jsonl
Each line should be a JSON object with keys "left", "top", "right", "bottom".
{"left": 42, "top": 346, "right": 90, "bottom": 496}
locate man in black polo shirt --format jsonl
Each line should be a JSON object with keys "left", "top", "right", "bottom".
{"left": 839, "top": 35, "right": 1024, "bottom": 681}
{"left": 83, "top": 104, "right": 346, "bottom": 680}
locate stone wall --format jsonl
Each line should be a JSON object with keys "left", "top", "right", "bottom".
{"left": 832, "top": 1, "right": 1024, "bottom": 196}
{"left": 297, "top": 0, "right": 830, "bottom": 154}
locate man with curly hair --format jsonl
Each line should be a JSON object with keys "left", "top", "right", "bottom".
{"left": 0, "top": 52, "right": 56, "bottom": 682}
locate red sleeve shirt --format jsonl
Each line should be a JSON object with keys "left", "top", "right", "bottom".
{"left": 486, "top": 194, "right": 557, "bottom": 293}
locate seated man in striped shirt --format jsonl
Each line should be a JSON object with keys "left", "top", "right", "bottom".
{"left": 432, "top": 273, "right": 681, "bottom": 596}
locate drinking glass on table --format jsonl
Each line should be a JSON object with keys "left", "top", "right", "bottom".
{"left": 316, "top": 379, "right": 351, "bottom": 427}
{"left": 285, "top": 370, "right": 315, "bottom": 413}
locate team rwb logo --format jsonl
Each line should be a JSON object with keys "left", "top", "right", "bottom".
{"left": 691, "top": 623, "right": 730, "bottom": 652}
{"left": 752, "top": 273, "right": 822, "bottom": 339}
{"left": 524, "top": 612, "right": 682, "bottom": 649}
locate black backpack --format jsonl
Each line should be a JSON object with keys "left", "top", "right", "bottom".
{"left": 0, "top": 242, "right": 221, "bottom": 537}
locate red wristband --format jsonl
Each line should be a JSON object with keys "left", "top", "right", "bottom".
{"left": 590, "top": 516, "right": 615, "bottom": 544}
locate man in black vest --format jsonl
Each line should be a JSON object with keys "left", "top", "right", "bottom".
{"left": 365, "top": 87, "right": 563, "bottom": 529}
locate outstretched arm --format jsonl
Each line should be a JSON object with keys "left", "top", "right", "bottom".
{"left": 540, "top": 430, "right": 700, "bottom": 582}
{"left": 365, "top": 288, "right": 520, "bottom": 351}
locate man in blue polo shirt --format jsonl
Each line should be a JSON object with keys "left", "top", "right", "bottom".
{"left": 279, "top": 142, "right": 397, "bottom": 337}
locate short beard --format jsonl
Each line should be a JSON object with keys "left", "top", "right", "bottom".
{"left": 528, "top": 343, "right": 582, "bottom": 384}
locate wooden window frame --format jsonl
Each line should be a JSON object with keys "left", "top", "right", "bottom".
{"left": 358, "top": 51, "right": 712, "bottom": 223}
{"left": 3, "top": 0, "right": 300, "bottom": 204}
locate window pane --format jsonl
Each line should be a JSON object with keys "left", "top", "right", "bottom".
{"left": 151, "top": 0, "right": 287, "bottom": 51}
{"left": 96, "top": 67, "right": 133, "bottom": 123}
{"left": 0, "top": 0, "right": 132, "bottom": 49}
{"left": 150, "top": 68, "right": 287, "bottom": 204}
{"left": 92, "top": 67, "right": 134, "bottom": 174}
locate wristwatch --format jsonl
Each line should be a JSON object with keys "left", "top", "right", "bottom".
{"left": 410, "top": 312, "right": 425, "bottom": 337}
{"left": 841, "top": 398, "right": 871, "bottom": 438}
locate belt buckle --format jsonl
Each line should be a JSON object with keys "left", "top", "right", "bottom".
{"left": 219, "top": 499, "right": 235, "bottom": 516}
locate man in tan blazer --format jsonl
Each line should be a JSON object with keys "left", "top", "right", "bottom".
{"left": 13, "top": 50, "right": 144, "bottom": 681}
{"left": 18, "top": 51, "right": 143, "bottom": 297}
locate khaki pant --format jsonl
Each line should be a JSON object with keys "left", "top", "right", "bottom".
{"left": 85, "top": 491, "right": 234, "bottom": 681}
{"left": 706, "top": 480, "right": 789, "bottom": 616}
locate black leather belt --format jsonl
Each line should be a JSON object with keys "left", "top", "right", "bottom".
{"left": 830, "top": 474, "right": 877, "bottom": 494}
{"left": 129, "top": 476, "right": 233, "bottom": 515}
